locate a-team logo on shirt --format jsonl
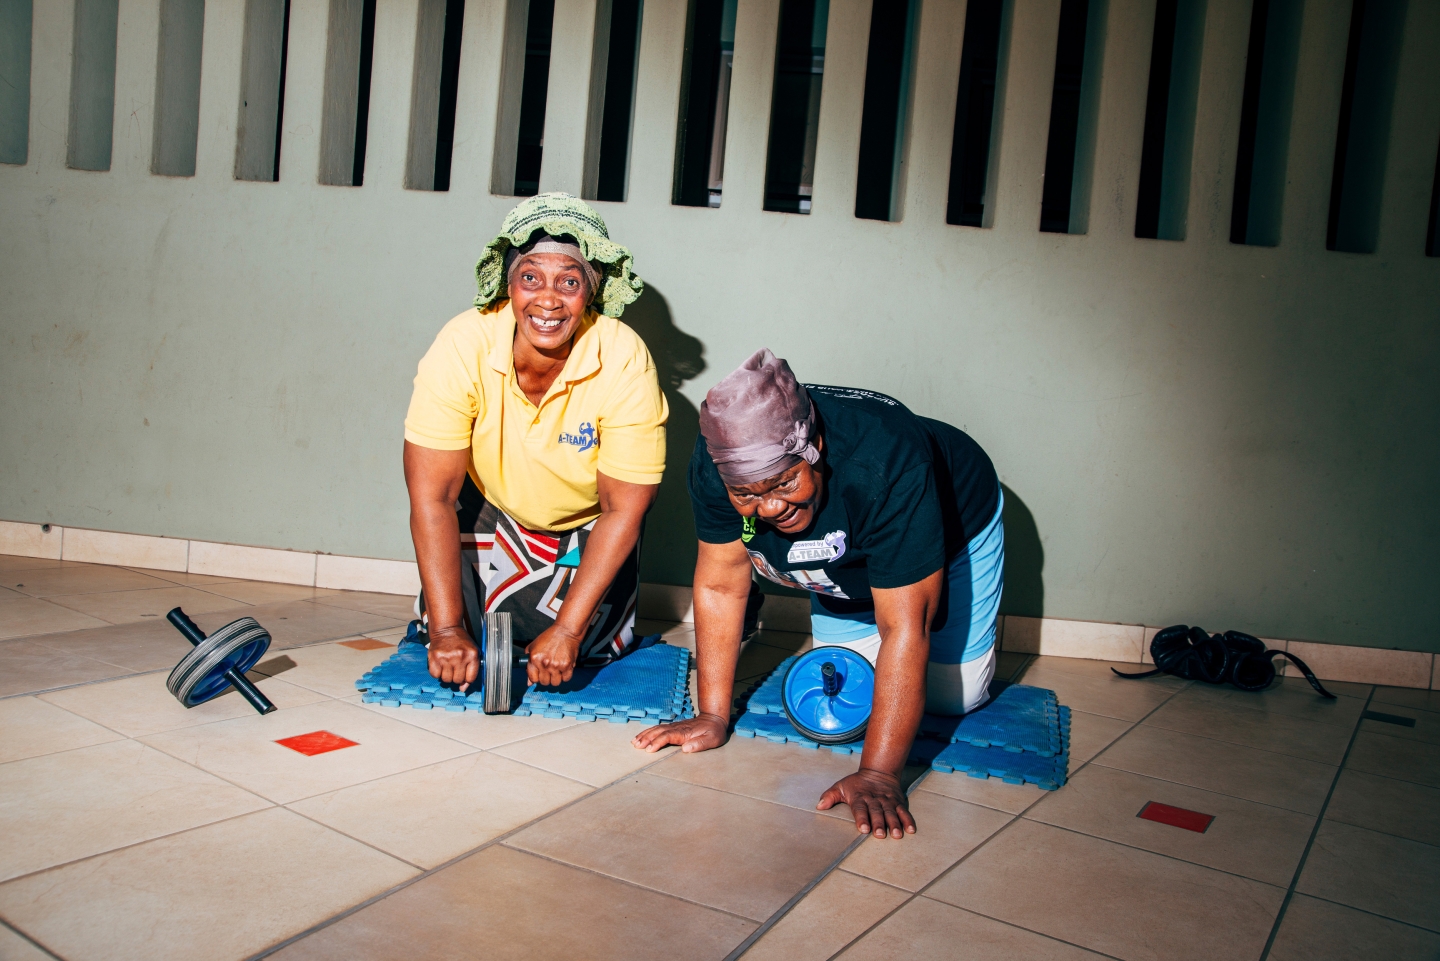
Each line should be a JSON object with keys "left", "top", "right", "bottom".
{"left": 558, "top": 422, "right": 598, "bottom": 452}
{"left": 787, "top": 530, "right": 846, "bottom": 564}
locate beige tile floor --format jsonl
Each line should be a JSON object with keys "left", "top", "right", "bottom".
{"left": 0, "top": 553, "right": 1436, "bottom": 960}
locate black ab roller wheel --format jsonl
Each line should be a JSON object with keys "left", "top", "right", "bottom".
{"left": 165, "top": 607, "right": 277, "bottom": 715}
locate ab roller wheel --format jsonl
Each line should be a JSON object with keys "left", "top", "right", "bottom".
{"left": 781, "top": 647, "right": 876, "bottom": 744}
{"left": 165, "top": 608, "right": 277, "bottom": 715}
{"left": 482, "top": 611, "right": 515, "bottom": 714}
{"left": 480, "top": 611, "right": 612, "bottom": 714}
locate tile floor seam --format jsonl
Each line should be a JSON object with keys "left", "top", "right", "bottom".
{"left": 1295, "top": 892, "right": 1440, "bottom": 937}
{"left": 0, "top": 633, "right": 399, "bottom": 702}
{"left": 1087, "top": 750, "right": 1341, "bottom": 818}
{"left": 1012, "top": 817, "right": 1294, "bottom": 889}
{"left": 1351, "top": 726, "right": 1440, "bottom": 760}
{"left": 724, "top": 832, "right": 871, "bottom": 960}
{"left": 737, "top": 757, "right": 1054, "bottom": 961}
{"left": 9, "top": 696, "right": 136, "bottom": 746}
{"left": 137, "top": 722, "right": 489, "bottom": 808}
{"left": 1140, "top": 711, "right": 1353, "bottom": 743}
{"left": 279, "top": 805, "right": 431, "bottom": 873}
{"left": 1141, "top": 714, "right": 1359, "bottom": 758}
{"left": 869, "top": 677, "right": 1198, "bottom": 956}
{"left": 0, "top": 802, "right": 282, "bottom": 889}
{"left": 245, "top": 744, "right": 697, "bottom": 959}
{"left": 0, "top": 917, "right": 63, "bottom": 961}
{"left": 497, "top": 842, "right": 768, "bottom": 926}
{"left": 1037, "top": 760, "right": 1335, "bottom": 820}
{"left": 0, "top": 667, "right": 145, "bottom": 701}
{"left": 1319, "top": 814, "right": 1440, "bottom": 851}
{"left": 831, "top": 899, "right": 1135, "bottom": 961}
{"left": 1258, "top": 687, "right": 1377, "bottom": 960}
{"left": 486, "top": 743, "right": 653, "bottom": 788}
{"left": 832, "top": 866, "right": 912, "bottom": 894}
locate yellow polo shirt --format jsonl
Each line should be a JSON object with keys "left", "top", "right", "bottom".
{"left": 404, "top": 302, "right": 668, "bottom": 532}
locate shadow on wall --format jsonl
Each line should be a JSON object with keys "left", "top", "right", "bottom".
{"left": 623, "top": 284, "right": 706, "bottom": 586}
{"left": 999, "top": 483, "right": 1044, "bottom": 618}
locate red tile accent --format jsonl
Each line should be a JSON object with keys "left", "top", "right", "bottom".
{"left": 339, "top": 639, "right": 394, "bottom": 651}
{"left": 276, "top": 731, "right": 359, "bottom": 756}
{"left": 1138, "top": 801, "right": 1215, "bottom": 833}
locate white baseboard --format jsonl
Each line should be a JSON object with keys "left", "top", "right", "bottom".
{"left": 4, "top": 519, "right": 1433, "bottom": 690}
{"left": 636, "top": 584, "right": 1438, "bottom": 691}
{"left": 0, "top": 520, "right": 419, "bottom": 596}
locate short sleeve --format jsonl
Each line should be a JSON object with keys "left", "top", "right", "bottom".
{"left": 687, "top": 436, "right": 743, "bottom": 543}
{"left": 403, "top": 316, "right": 483, "bottom": 451}
{"left": 595, "top": 343, "right": 668, "bottom": 485}
{"left": 857, "top": 463, "right": 947, "bottom": 589}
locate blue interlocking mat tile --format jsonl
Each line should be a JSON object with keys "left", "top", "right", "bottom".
{"left": 354, "top": 636, "right": 694, "bottom": 724}
{"left": 732, "top": 656, "right": 1070, "bottom": 789}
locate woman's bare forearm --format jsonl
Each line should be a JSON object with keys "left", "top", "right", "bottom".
{"left": 858, "top": 625, "right": 928, "bottom": 778}
{"left": 551, "top": 507, "right": 643, "bottom": 641}
{"left": 403, "top": 442, "right": 472, "bottom": 636}
{"left": 692, "top": 541, "right": 754, "bottom": 720}
{"left": 410, "top": 497, "right": 466, "bottom": 633}
{"left": 863, "top": 571, "right": 943, "bottom": 777}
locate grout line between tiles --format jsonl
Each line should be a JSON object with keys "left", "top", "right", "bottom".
{"left": 1258, "top": 687, "right": 1377, "bottom": 959}
{"left": 280, "top": 805, "right": 431, "bottom": 873}
{"left": 0, "top": 916, "right": 64, "bottom": 961}
{"left": 1296, "top": 892, "right": 1440, "bottom": 936}
{"left": 815, "top": 678, "right": 1189, "bottom": 960}
{"left": 1012, "top": 819, "right": 1292, "bottom": 889}
{"left": 832, "top": 866, "right": 911, "bottom": 893}
{"left": 1320, "top": 814, "right": 1440, "bottom": 850}
{"left": 0, "top": 803, "right": 283, "bottom": 889}
{"left": 495, "top": 843, "right": 766, "bottom": 926}
{"left": 724, "top": 832, "right": 871, "bottom": 961}
{"left": 246, "top": 745, "right": 700, "bottom": 959}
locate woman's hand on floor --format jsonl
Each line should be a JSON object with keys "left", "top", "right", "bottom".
{"left": 525, "top": 624, "right": 586, "bottom": 687}
{"left": 427, "top": 626, "right": 479, "bottom": 692}
{"left": 817, "top": 769, "right": 917, "bottom": 839}
{"left": 631, "top": 712, "right": 729, "bottom": 754}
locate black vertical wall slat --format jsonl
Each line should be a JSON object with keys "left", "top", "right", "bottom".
{"left": 1428, "top": 134, "right": 1440, "bottom": 257}
{"left": 1039, "top": 0, "right": 1090, "bottom": 233}
{"left": 596, "top": 0, "right": 643, "bottom": 202}
{"left": 271, "top": 0, "right": 292, "bottom": 181}
{"left": 513, "top": 0, "right": 554, "bottom": 196}
{"left": 1135, "top": 0, "right": 1177, "bottom": 238}
{"left": 945, "top": 0, "right": 1003, "bottom": 227}
{"left": 432, "top": 0, "right": 465, "bottom": 191}
{"left": 762, "top": 0, "right": 824, "bottom": 213}
{"left": 673, "top": 0, "right": 724, "bottom": 206}
{"left": 854, "top": 0, "right": 909, "bottom": 221}
{"left": 351, "top": 0, "right": 377, "bottom": 186}
{"left": 1326, "top": 0, "right": 1366, "bottom": 251}
{"left": 1230, "top": 0, "right": 1270, "bottom": 244}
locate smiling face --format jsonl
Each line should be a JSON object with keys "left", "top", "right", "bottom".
{"left": 508, "top": 252, "right": 594, "bottom": 353}
{"left": 724, "top": 438, "right": 825, "bottom": 535}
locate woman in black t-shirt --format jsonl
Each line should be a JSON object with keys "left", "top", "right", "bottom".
{"left": 633, "top": 349, "right": 1003, "bottom": 841}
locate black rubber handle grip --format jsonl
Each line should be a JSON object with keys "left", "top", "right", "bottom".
{"left": 166, "top": 608, "right": 277, "bottom": 715}
{"left": 515, "top": 654, "right": 612, "bottom": 668}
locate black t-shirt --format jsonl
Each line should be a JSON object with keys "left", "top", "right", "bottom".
{"left": 689, "top": 385, "right": 999, "bottom": 608}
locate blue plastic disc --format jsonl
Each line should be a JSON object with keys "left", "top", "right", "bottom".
{"left": 781, "top": 647, "right": 875, "bottom": 744}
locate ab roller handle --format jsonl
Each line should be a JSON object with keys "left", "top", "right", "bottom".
{"left": 166, "top": 608, "right": 277, "bottom": 715}
{"left": 480, "top": 611, "right": 612, "bottom": 715}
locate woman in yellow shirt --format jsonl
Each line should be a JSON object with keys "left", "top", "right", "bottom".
{"left": 403, "top": 194, "right": 667, "bottom": 693}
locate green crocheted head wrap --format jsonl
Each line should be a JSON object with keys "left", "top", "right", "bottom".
{"left": 474, "top": 192, "right": 643, "bottom": 318}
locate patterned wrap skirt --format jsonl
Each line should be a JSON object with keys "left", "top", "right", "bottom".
{"left": 423, "top": 477, "right": 640, "bottom": 660}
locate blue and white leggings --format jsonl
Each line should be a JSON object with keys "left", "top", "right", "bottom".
{"left": 809, "top": 490, "right": 1004, "bottom": 716}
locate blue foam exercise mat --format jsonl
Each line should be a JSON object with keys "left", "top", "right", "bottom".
{"left": 732, "top": 656, "right": 1070, "bottom": 789}
{"left": 354, "top": 636, "right": 694, "bottom": 724}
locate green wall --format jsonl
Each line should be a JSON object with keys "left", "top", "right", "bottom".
{"left": 2, "top": 0, "right": 1438, "bottom": 651}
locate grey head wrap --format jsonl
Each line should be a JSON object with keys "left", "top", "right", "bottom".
{"left": 504, "top": 233, "right": 602, "bottom": 295}
{"left": 699, "top": 348, "right": 820, "bottom": 486}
